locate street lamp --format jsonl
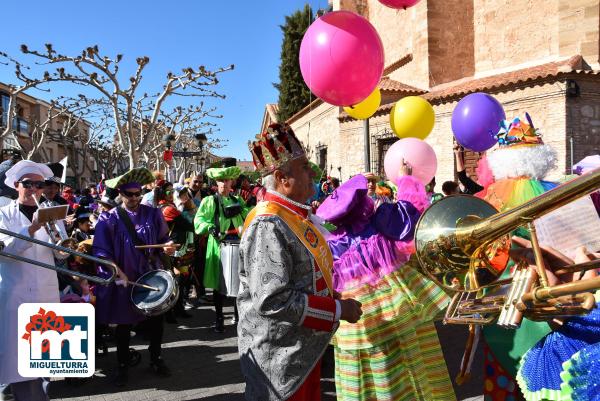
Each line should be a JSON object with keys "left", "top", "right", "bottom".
{"left": 194, "top": 133, "right": 208, "bottom": 175}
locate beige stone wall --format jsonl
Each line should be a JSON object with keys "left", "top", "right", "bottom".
{"left": 473, "top": 0, "right": 559, "bottom": 74}
{"left": 428, "top": 0, "right": 475, "bottom": 85}
{"left": 289, "top": 102, "right": 342, "bottom": 177}
{"left": 366, "top": 0, "right": 431, "bottom": 89}
{"left": 559, "top": 0, "right": 600, "bottom": 68}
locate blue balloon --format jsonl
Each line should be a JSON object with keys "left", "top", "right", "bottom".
{"left": 451, "top": 93, "right": 506, "bottom": 152}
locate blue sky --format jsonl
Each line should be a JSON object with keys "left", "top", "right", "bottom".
{"left": 0, "top": 0, "right": 326, "bottom": 161}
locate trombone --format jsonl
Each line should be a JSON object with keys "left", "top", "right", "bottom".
{"left": 415, "top": 168, "right": 600, "bottom": 327}
{"left": 0, "top": 226, "right": 118, "bottom": 285}
{"left": 32, "top": 195, "right": 77, "bottom": 259}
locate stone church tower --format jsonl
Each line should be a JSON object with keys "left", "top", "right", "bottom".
{"left": 267, "top": 0, "right": 600, "bottom": 184}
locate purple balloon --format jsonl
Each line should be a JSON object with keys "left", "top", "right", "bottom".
{"left": 451, "top": 93, "right": 506, "bottom": 152}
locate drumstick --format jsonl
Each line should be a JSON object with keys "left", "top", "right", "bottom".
{"left": 128, "top": 281, "right": 160, "bottom": 291}
{"left": 134, "top": 243, "right": 181, "bottom": 249}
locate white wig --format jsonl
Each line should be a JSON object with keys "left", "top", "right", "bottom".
{"left": 487, "top": 144, "right": 557, "bottom": 180}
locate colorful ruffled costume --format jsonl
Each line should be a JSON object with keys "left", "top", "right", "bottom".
{"left": 560, "top": 340, "right": 600, "bottom": 400}
{"left": 317, "top": 174, "right": 455, "bottom": 401}
{"left": 516, "top": 302, "right": 600, "bottom": 400}
{"left": 476, "top": 115, "right": 560, "bottom": 401}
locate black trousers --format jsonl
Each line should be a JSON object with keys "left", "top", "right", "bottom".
{"left": 115, "top": 315, "right": 163, "bottom": 367}
{"left": 213, "top": 291, "right": 238, "bottom": 322}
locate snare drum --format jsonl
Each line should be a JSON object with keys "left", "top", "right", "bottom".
{"left": 219, "top": 240, "right": 240, "bottom": 297}
{"left": 131, "top": 270, "right": 179, "bottom": 316}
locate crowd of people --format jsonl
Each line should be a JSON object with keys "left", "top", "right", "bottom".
{"left": 0, "top": 118, "right": 599, "bottom": 401}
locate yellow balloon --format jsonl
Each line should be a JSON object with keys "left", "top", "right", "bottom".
{"left": 389, "top": 96, "right": 435, "bottom": 139}
{"left": 343, "top": 88, "right": 381, "bottom": 120}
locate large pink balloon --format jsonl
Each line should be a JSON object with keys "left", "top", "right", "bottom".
{"left": 378, "top": 0, "right": 421, "bottom": 9}
{"left": 384, "top": 138, "right": 437, "bottom": 185}
{"left": 299, "top": 11, "right": 385, "bottom": 106}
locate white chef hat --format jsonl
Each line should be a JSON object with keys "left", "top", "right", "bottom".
{"left": 4, "top": 160, "right": 53, "bottom": 189}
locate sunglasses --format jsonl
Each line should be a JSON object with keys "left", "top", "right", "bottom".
{"left": 121, "top": 190, "right": 142, "bottom": 198}
{"left": 18, "top": 180, "right": 46, "bottom": 189}
{"left": 165, "top": 190, "right": 173, "bottom": 195}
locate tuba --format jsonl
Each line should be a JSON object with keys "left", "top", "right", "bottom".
{"left": 415, "top": 168, "right": 600, "bottom": 327}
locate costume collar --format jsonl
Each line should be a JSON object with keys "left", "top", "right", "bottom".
{"left": 265, "top": 190, "right": 311, "bottom": 218}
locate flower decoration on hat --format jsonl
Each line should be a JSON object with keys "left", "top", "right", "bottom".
{"left": 249, "top": 123, "right": 306, "bottom": 176}
{"left": 495, "top": 112, "right": 543, "bottom": 148}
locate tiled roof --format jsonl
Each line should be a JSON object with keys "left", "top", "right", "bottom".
{"left": 422, "top": 55, "right": 585, "bottom": 103}
{"left": 372, "top": 55, "right": 588, "bottom": 114}
{"left": 379, "top": 76, "right": 426, "bottom": 94}
{"left": 286, "top": 98, "right": 324, "bottom": 124}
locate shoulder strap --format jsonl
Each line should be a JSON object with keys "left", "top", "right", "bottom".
{"left": 116, "top": 206, "right": 164, "bottom": 267}
{"left": 117, "top": 207, "right": 145, "bottom": 246}
{"left": 213, "top": 194, "right": 221, "bottom": 236}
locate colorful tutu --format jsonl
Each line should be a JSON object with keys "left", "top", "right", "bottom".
{"left": 516, "top": 304, "right": 600, "bottom": 400}
{"left": 478, "top": 177, "right": 557, "bottom": 212}
{"left": 560, "top": 342, "right": 600, "bottom": 401}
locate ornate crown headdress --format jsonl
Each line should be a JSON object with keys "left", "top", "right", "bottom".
{"left": 249, "top": 123, "right": 306, "bottom": 176}
{"left": 495, "top": 112, "right": 543, "bottom": 148}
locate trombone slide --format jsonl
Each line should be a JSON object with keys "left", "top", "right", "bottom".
{"left": 0, "top": 227, "right": 117, "bottom": 286}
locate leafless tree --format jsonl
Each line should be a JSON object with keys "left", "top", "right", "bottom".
{"left": 18, "top": 43, "right": 233, "bottom": 168}
{"left": 0, "top": 51, "right": 68, "bottom": 145}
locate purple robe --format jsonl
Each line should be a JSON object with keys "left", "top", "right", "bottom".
{"left": 92, "top": 204, "right": 169, "bottom": 324}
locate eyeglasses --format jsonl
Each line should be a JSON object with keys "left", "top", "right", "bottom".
{"left": 18, "top": 180, "right": 46, "bottom": 189}
{"left": 121, "top": 190, "right": 142, "bottom": 198}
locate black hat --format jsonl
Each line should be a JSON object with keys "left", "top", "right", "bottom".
{"left": 45, "top": 162, "right": 65, "bottom": 184}
{"left": 95, "top": 187, "right": 119, "bottom": 209}
{"left": 75, "top": 206, "right": 92, "bottom": 221}
{"left": 220, "top": 157, "right": 237, "bottom": 168}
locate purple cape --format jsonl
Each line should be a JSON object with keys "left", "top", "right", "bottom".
{"left": 92, "top": 204, "right": 169, "bottom": 324}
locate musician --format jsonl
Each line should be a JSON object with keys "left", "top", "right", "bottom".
{"left": 40, "top": 162, "right": 68, "bottom": 207}
{"left": 92, "top": 168, "right": 176, "bottom": 387}
{"left": 0, "top": 160, "right": 58, "bottom": 401}
{"left": 194, "top": 163, "right": 248, "bottom": 332}
{"left": 239, "top": 123, "right": 362, "bottom": 401}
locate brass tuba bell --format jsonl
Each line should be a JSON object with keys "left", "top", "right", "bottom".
{"left": 415, "top": 168, "right": 600, "bottom": 326}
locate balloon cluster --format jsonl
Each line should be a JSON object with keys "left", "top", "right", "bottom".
{"left": 300, "top": 6, "right": 505, "bottom": 188}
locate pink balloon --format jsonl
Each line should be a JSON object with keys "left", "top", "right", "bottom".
{"left": 299, "top": 11, "right": 384, "bottom": 106}
{"left": 384, "top": 138, "right": 437, "bottom": 186}
{"left": 378, "top": 0, "right": 421, "bottom": 9}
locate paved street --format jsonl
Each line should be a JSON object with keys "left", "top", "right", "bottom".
{"left": 47, "top": 297, "right": 484, "bottom": 401}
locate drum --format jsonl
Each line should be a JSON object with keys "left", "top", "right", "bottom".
{"left": 219, "top": 240, "right": 240, "bottom": 297}
{"left": 131, "top": 270, "right": 179, "bottom": 316}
